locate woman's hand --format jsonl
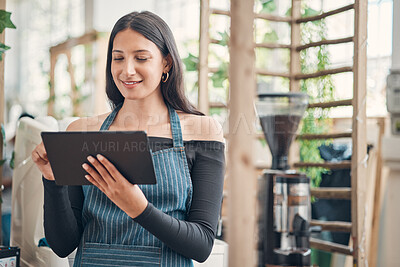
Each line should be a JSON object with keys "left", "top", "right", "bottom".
{"left": 32, "top": 142, "right": 55, "bottom": 181}
{"left": 82, "top": 154, "right": 148, "bottom": 219}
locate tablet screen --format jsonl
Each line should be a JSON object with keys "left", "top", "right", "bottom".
{"left": 41, "top": 131, "right": 157, "bottom": 186}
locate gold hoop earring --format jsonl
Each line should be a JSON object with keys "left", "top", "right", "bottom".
{"left": 162, "top": 72, "right": 169, "bottom": 83}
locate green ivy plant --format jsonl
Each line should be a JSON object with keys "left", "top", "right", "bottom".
{"left": 182, "top": 0, "right": 334, "bottom": 187}
{"left": 256, "top": 0, "right": 334, "bottom": 187}
{"left": 0, "top": 9, "right": 16, "bottom": 61}
{"left": 298, "top": 4, "right": 334, "bottom": 188}
{"left": 0, "top": 123, "right": 5, "bottom": 167}
{"left": 0, "top": 9, "right": 16, "bottom": 165}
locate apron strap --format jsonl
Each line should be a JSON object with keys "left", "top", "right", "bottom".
{"left": 167, "top": 105, "right": 184, "bottom": 148}
{"left": 100, "top": 103, "right": 122, "bottom": 131}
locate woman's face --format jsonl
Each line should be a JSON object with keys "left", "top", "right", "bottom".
{"left": 111, "top": 29, "right": 169, "bottom": 101}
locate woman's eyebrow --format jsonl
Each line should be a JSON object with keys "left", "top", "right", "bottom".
{"left": 112, "top": 49, "right": 151, "bottom": 53}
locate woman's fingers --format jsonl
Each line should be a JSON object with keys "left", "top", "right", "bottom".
{"left": 82, "top": 162, "right": 107, "bottom": 187}
{"left": 85, "top": 174, "right": 105, "bottom": 193}
{"left": 32, "top": 142, "right": 55, "bottom": 180}
{"left": 36, "top": 142, "right": 48, "bottom": 160}
{"left": 83, "top": 156, "right": 115, "bottom": 186}
{"left": 32, "top": 142, "right": 48, "bottom": 162}
{"left": 32, "top": 150, "right": 47, "bottom": 165}
{"left": 96, "top": 154, "right": 124, "bottom": 182}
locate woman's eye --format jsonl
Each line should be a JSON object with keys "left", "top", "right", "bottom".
{"left": 113, "top": 57, "right": 123, "bottom": 61}
{"left": 136, "top": 58, "right": 148, "bottom": 61}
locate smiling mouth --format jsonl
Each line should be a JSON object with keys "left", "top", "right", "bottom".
{"left": 122, "top": 80, "right": 142, "bottom": 85}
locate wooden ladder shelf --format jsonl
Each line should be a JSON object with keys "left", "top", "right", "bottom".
{"left": 199, "top": 0, "right": 368, "bottom": 266}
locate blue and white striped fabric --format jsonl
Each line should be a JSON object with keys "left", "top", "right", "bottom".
{"left": 73, "top": 103, "right": 194, "bottom": 266}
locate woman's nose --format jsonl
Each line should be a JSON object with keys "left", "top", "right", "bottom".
{"left": 124, "top": 59, "right": 136, "bottom": 76}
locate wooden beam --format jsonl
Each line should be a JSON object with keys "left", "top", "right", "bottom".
{"left": 209, "top": 101, "right": 227, "bottom": 108}
{"left": 255, "top": 12, "right": 292, "bottom": 22}
{"left": 295, "top": 66, "right": 353, "bottom": 80}
{"left": 296, "top": 132, "right": 352, "bottom": 140}
{"left": 296, "top": 36, "right": 354, "bottom": 51}
{"left": 311, "top": 188, "right": 352, "bottom": 200}
{"left": 310, "top": 220, "right": 352, "bottom": 232}
{"left": 290, "top": 0, "right": 301, "bottom": 92}
{"left": 94, "top": 34, "right": 109, "bottom": 115}
{"left": 47, "top": 53, "right": 57, "bottom": 116}
{"left": 66, "top": 50, "right": 80, "bottom": 116}
{"left": 256, "top": 68, "right": 291, "bottom": 78}
{"left": 310, "top": 238, "right": 353, "bottom": 255}
{"left": 0, "top": 0, "right": 6, "bottom": 243}
{"left": 256, "top": 132, "right": 352, "bottom": 140}
{"left": 293, "top": 161, "right": 352, "bottom": 169}
{"left": 352, "top": 0, "right": 368, "bottom": 265}
{"left": 296, "top": 4, "right": 355, "bottom": 23}
{"left": 210, "top": 8, "right": 230, "bottom": 17}
{"left": 49, "top": 30, "right": 98, "bottom": 56}
{"left": 84, "top": 0, "right": 94, "bottom": 102}
{"left": 368, "top": 118, "right": 385, "bottom": 267}
{"left": 199, "top": 0, "right": 210, "bottom": 115}
{"left": 210, "top": 38, "right": 223, "bottom": 45}
{"left": 228, "top": 0, "right": 256, "bottom": 266}
{"left": 255, "top": 42, "right": 291, "bottom": 49}
{"left": 255, "top": 162, "right": 269, "bottom": 170}
{"left": 208, "top": 67, "right": 219, "bottom": 73}
{"left": 308, "top": 99, "right": 353, "bottom": 109}
{"left": 256, "top": 161, "right": 352, "bottom": 170}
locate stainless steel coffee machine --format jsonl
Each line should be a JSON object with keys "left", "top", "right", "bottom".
{"left": 255, "top": 92, "right": 312, "bottom": 267}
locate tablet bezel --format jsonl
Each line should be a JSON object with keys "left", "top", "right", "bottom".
{"left": 41, "top": 131, "right": 157, "bottom": 186}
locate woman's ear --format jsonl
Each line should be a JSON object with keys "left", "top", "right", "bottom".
{"left": 163, "top": 54, "right": 173, "bottom": 73}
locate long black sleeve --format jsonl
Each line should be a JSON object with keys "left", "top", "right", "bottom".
{"left": 43, "top": 179, "right": 84, "bottom": 257}
{"left": 135, "top": 141, "right": 225, "bottom": 262}
{"left": 42, "top": 139, "right": 225, "bottom": 262}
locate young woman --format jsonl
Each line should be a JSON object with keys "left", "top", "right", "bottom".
{"left": 32, "top": 11, "right": 225, "bottom": 266}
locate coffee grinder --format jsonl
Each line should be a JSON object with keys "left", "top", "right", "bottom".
{"left": 255, "top": 92, "right": 312, "bottom": 267}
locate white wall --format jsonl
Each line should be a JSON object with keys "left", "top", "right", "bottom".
{"left": 392, "top": 0, "right": 400, "bottom": 70}
{"left": 93, "top": 0, "right": 156, "bottom": 32}
{"left": 91, "top": 0, "right": 200, "bottom": 54}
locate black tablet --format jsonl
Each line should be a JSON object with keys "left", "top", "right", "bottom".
{"left": 41, "top": 131, "right": 157, "bottom": 186}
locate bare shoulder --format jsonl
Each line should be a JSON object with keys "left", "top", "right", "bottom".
{"left": 178, "top": 112, "right": 224, "bottom": 143}
{"left": 66, "top": 112, "right": 110, "bottom": 131}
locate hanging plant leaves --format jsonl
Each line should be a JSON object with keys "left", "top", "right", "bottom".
{"left": 216, "top": 31, "right": 229, "bottom": 46}
{"left": 263, "top": 30, "right": 279, "bottom": 42}
{"left": 260, "top": 0, "right": 276, "bottom": 14}
{"left": 1, "top": 123, "right": 5, "bottom": 145}
{"left": 73, "top": 94, "right": 90, "bottom": 105}
{"left": 9, "top": 151, "right": 15, "bottom": 169}
{"left": 182, "top": 53, "right": 199, "bottom": 72}
{"left": 0, "top": 42, "right": 11, "bottom": 61}
{"left": 211, "top": 63, "right": 228, "bottom": 88}
{"left": 0, "top": 159, "right": 6, "bottom": 166}
{"left": 0, "top": 10, "right": 16, "bottom": 33}
{"left": 303, "top": 7, "right": 319, "bottom": 18}
{"left": 0, "top": 10, "right": 16, "bottom": 61}
{"left": 45, "top": 94, "right": 56, "bottom": 104}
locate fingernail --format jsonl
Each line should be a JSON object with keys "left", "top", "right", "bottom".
{"left": 85, "top": 175, "right": 90, "bottom": 180}
{"left": 97, "top": 154, "right": 103, "bottom": 160}
{"left": 87, "top": 156, "right": 94, "bottom": 162}
{"left": 82, "top": 163, "right": 88, "bottom": 169}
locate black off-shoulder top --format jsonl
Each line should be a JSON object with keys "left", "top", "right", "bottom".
{"left": 42, "top": 137, "right": 225, "bottom": 263}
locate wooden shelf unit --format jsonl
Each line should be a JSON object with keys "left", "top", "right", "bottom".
{"left": 48, "top": 30, "right": 109, "bottom": 117}
{"left": 199, "top": 1, "right": 367, "bottom": 266}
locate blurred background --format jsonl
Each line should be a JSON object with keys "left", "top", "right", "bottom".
{"left": 0, "top": 0, "right": 396, "bottom": 267}
{"left": 3, "top": 0, "right": 392, "bottom": 123}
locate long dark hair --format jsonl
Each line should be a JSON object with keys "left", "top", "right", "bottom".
{"left": 105, "top": 11, "right": 203, "bottom": 116}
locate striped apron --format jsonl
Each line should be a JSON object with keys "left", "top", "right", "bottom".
{"left": 73, "top": 104, "right": 194, "bottom": 266}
